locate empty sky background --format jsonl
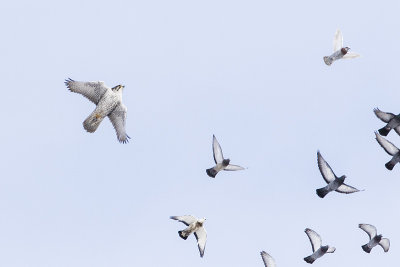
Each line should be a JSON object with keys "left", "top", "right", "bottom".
{"left": 1, "top": 0, "right": 399, "bottom": 266}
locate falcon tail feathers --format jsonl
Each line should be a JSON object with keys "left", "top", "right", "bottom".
{"left": 323, "top": 56, "right": 333, "bottom": 66}
{"left": 206, "top": 168, "right": 218, "bottom": 178}
{"left": 316, "top": 187, "right": 329, "bottom": 198}
{"left": 362, "top": 244, "right": 372, "bottom": 253}
{"left": 385, "top": 161, "right": 395, "bottom": 170}
{"left": 83, "top": 112, "right": 105, "bottom": 133}
{"left": 178, "top": 231, "right": 189, "bottom": 240}
{"left": 378, "top": 127, "right": 390, "bottom": 136}
{"left": 304, "top": 256, "right": 315, "bottom": 264}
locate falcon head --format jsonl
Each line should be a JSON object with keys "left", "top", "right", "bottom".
{"left": 112, "top": 85, "right": 125, "bottom": 91}
{"left": 341, "top": 47, "right": 350, "bottom": 55}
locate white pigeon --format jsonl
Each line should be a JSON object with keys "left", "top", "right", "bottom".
{"left": 304, "top": 228, "right": 336, "bottom": 264}
{"left": 170, "top": 215, "right": 207, "bottom": 257}
{"left": 359, "top": 224, "right": 390, "bottom": 253}
{"left": 323, "top": 29, "right": 360, "bottom": 66}
{"left": 316, "top": 151, "right": 362, "bottom": 198}
{"left": 374, "top": 108, "right": 400, "bottom": 136}
{"left": 260, "top": 251, "right": 276, "bottom": 267}
{"left": 374, "top": 132, "right": 400, "bottom": 170}
{"left": 206, "top": 135, "right": 245, "bottom": 178}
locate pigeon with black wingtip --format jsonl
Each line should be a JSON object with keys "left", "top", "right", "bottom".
{"left": 374, "top": 108, "right": 400, "bottom": 136}
{"left": 303, "top": 228, "right": 336, "bottom": 264}
{"left": 359, "top": 224, "right": 390, "bottom": 253}
{"left": 374, "top": 132, "right": 400, "bottom": 170}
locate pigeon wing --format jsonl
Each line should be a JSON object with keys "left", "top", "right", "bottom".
{"left": 224, "top": 164, "right": 245, "bottom": 171}
{"left": 379, "top": 238, "right": 390, "bottom": 252}
{"left": 333, "top": 29, "right": 343, "bottom": 52}
{"left": 343, "top": 52, "right": 360, "bottom": 59}
{"left": 194, "top": 227, "right": 207, "bottom": 258}
{"left": 305, "top": 228, "right": 322, "bottom": 252}
{"left": 65, "top": 78, "right": 108, "bottom": 104}
{"left": 108, "top": 104, "right": 130, "bottom": 144}
{"left": 375, "top": 132, "right": 400, "bottom": 156}
{"left": 359, "top": 224, "right": 377, "bottom": 240}
{"left": 374, "top": 108, "right": 395, "bottom": 123}
{"left": 394, "top": 126, "right": 400, "bottom": 136}
{"left": 327, "top": 246, "right": 336, "bottom": 253}
{"left": 336, "top": 183, "right": 361, "bottom": 194}
{"left": 317, "top": 151, "right": 336, "bottom": 183}
{"left": 260, "top": 251, "right": 276, "bottom": 267}
{"left": 212, "top": 135, "right": 224, "bottom": 164}
{"left": 170, "top": 215, "right": 197, "bottom": 226}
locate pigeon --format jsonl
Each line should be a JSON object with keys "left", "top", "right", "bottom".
{"left": 206, "top": 135, "right": 245, "bottom": 178}
{"left": 260, "top": 251, "right": 276, "bottom": 267}
{"left": 323, "top": 29, "right": 360, "bottom": 66}
{"left": 170, "top": 215, "right": 207, "bottom": 257}
{"left": 374, "top": 132, "right": 400, "bottom": 170}
{"left": 316, "top": 151, "right": 362, "bottom": 198}
{"left": 359, "top": 224, "right": 390, "bottom": 253}
{"left": 373, "top": 108, "right": 400, "bottom": 136}
{"left": 304, "top": 228, "right": 336, "bottom": 264}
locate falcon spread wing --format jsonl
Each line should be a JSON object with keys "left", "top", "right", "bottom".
{"left": 359, "top": 224, "right": 377, "bottom": 240}
{"left": 212, "top": 135, "right": 224, "bottom": 164}
{"left": 224, "top": 164, "right": 245, "bottom": 171}
{"left": 260, "top": 251, "right": 276, "bottom": 267}
{"left": 194, "top": 226, "right": 207, "bottom": 258}
{"left": 305, "top": 228, "right": 322, "bottom": 252}
{"left": 65, "top": 78, "right": 109, "bottom": 104}
{"left": 108, "top": 104, "right": 130, "bottom": 144}
{"left": 333, "top": 29, "right": 343, "bottom": 52}
{"left": 375, "top": 132, "right": 399, "bottom": 156}
{"left": 170, "top": 215, "right": 197, "bottom": 226}
{"left": 317, "top": 151, "right": 336, "bottom": 183}
{"left": 374, "top": 108, "right": 395, "bottom": 123}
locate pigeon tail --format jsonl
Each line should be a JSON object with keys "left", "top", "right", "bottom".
{"left": 206, "top": 168, "right": 218, "bottom": 178}
{"left": 83, "top": 112, "right": 105, "bottom": 133}
{"left": 362, "top": 244, "right": 372, "bottom": 253}
{"left": 385, "top": 161, "right": 395, "bottom": 170}
{"left": 378, "top": 127, "right": 390, "bottom": 136}
{"left": 323, "top": 56, "right": 333, "bottom": 66}
{"left": 178, "top": 230, "right": 189, "bottom": 240}
{"left": 304, "top": 256, "right": 315, "bottom": 264}
{"left": 316, "top": 187, "right": 329, "bottom": 198}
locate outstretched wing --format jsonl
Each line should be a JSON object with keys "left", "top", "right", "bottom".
{"left": 333, "top": 29, "right": 343, "bottom": 52}
{"left": 327, "top": 246, "right": 336, "bottom": 253}
{"left": 170, "top": 215, "right": 197, "bottom": 226}
{"left": 260, "top": 251, "right": 276, "bottom": 267}
{"left": 305, "top": 228, "right": 322, "bottom": 252}
{"left": 375, "top": 132, "right": 399, "bottom": 156}
{"left": 359, "top": 224, "right": 377, "bottom": 240}
{"left": 224, "top": 164, "right": 245, "bottom": 171}
{"left": 343, "top": 52, "right": 360, "bottom": 59}
{"left": 336, "top": 183, "right": 362, "bottom": 194}
{"left": 65, "top": 78, "right": 109, "bottom": 104}
{"left": 212, "top": 135, "right": 224, "bottom": 164}
{"left": 317, "top": 151, "right": 336, "bottom": 183}
{"left": 379, "top": 238, "right": 390, "bottom": 252}
{"left": 374, "top": 108, "right": 395, "bottom": 123}
{"left": 108, "top": 104, "right": 130, "bottom": 144}
{"left": 194, "top": 227, "right": 207, "bottom": 258}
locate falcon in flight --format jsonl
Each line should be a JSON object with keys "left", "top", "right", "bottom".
{"left": 323, "top": 29, "right": 359, "bottom": 65}
{"left": 65, "top": 78, "right": 130, "bottom": 143}
{"left": 206, "top": 135, "right": 245, "bottom": 178}
{"left": 170, "top": 215, "right": 207, "bottom": 258}
{"left": 303, "top": 228, "right": 336, "bottom": 264}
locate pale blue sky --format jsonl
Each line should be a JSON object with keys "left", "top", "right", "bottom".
{"left": 0, "top": 0, "right": 399, "bottom": 266}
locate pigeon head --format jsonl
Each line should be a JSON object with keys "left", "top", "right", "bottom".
{"left": 338, "top": 175, "right": 346, "bottom": 182}
{"left": 198, "top": 218, "right": 206, "bottom": 225}
{"left": 375, "top": 234, "right": 383, "bottom": 242}
{"left": 320, "top": 245, "right": 329, "bottom": 253}
{"left": 341, "top": 47, "right": 350, "bottom": 55}
{"left": 222, "top": 159, "right": 230, "bottom": 166}
{"left": 112, "top": 85, "right": 125, "bottom": 91}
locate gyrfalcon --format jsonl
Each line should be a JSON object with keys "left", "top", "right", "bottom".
{"left": 323, "top": 29, "right": 359, "bottom": 65}
{"left": 170, "top": 215, "right": 207, "bottom": 258}
{"left": 359, "top": 223, "right": 390, "bottom": 253}
{"left": 304, "top": 228, "right": 336, "bottom": 264}
{"left": 65, "top": 78, "right": 130, "bottom": 143}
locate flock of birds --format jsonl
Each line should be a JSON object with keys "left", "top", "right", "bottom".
{"left": 64, "top": 29, "right": 394, "bottom": 266}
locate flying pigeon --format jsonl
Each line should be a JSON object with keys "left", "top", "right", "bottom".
{"left": 373, "top": 108, "right": 400, "bottom": 136}
{"left": 374, "top": 132, "right": 400, "bottom": 170}
{"left": 65, "top": 78, "right": 130, "bottom": 143}
{"left": 304, "top": 228, "right": 336, "bottom": 264}
{"left": 170, "top": 215, "right": 207, "bottom": 257}
{"left": 206, "top": 135, "right": 245, "bottom": 178}
{"left": 260, "top": 251, "right": 276, "bottom": 267}
{"left": 315, "top": 151, "right": 362, "bottom": 198}
{"left": 359, "top": 224, "right": 390, "bottom": 253}
{"left": 323, "top": 29, "right": 360, "bottom": 66}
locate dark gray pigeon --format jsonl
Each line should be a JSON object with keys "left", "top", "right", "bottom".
{"left": 374, "top": 108, "right": 400, "bottom": 136}
{"left": 206, "top": 135, "right": 244, "bottom": 178}
{"left": 374, "top": 132, "right": 400, "bottom": 170}
{"left": 260, "top": 251, "right": 276, "bottom": 267}
{"left": 359, "top": 224, "right": 390, "bottom": 253}
{"left": 304, "top": 228, "right": 335, "bottom": 264}
{"left": 316, "top": 151, "right": 362, "bottom": 198}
